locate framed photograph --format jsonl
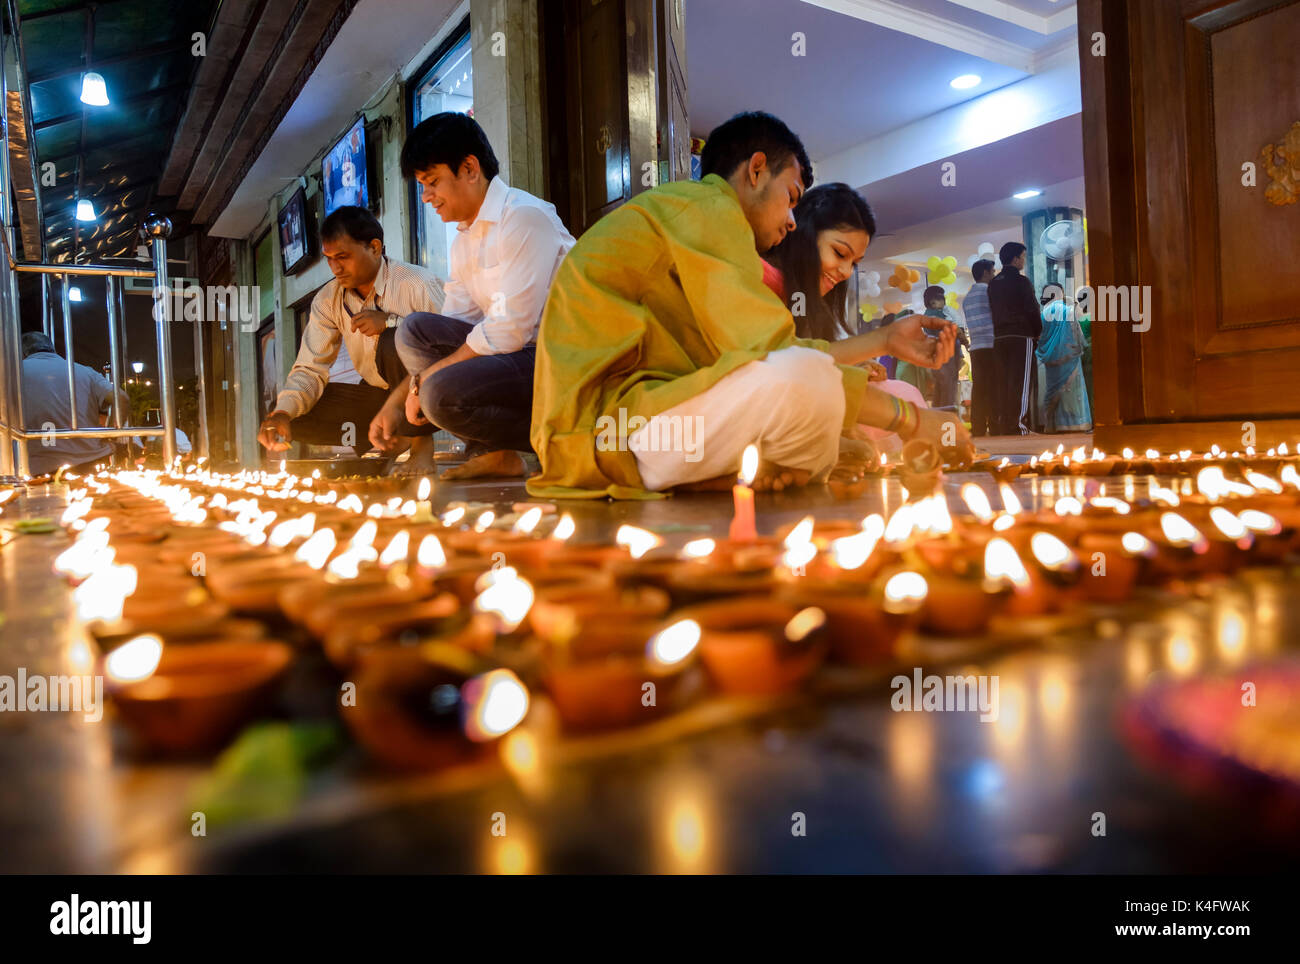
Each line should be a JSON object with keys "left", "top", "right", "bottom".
{"left": 322, "top": 117, "right": 372, "bottom": 217}
{"left": 277, "top": 186, "right": 313, "bottom": 275}
{"left": 255, "top": 320, "right": 281, "bottom": 418}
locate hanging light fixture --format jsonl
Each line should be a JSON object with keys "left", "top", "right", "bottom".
{"left": 80, "top": 72, "right": 109, "bottom": 106}
{"left": 69, "top": 287, "right": 83, "bottom": 303}
{"left": 75, "top": 199, "right": 96, "bottom": 221}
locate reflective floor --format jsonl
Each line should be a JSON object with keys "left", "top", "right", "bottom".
{"left": 2, "top": 469, "right": 1298, "bottom": 873}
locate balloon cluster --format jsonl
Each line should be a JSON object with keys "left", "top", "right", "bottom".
{"left": 860, "top": 269, "right": 881, "bottom": 298}
{"left": 927, "top": 255, "right": 958, "bottom": 286}
{"left": 888, "top": 264, "right": 921, "bottom": 292}
{"left": 884, "top": 301, "right": 905, "bottom": 314}
{"left": 859, "top": 302, "right": 880, "bottom": 322}
{"left": 966, "top": 241, "right": 996, "bottom": 269}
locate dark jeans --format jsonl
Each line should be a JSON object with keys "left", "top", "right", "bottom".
{"left": 993, "top": 335, "right": 1034, "bottom": 435}
{"left": 289, "top": 327, "right": 433, "bottom": 454}
{"left": 969, "top": 347, "right": 996, "bottom": 436}
{"left": 396, "top": 313, "right": 536, "bottom": 458}
{"left": 932, "top": 347, "right": 962, "bottom": 409}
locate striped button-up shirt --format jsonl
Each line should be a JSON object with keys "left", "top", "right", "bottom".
{"left": 274, "top": 256, "right": 444, "bottom": 419}
{"left": 961, "top": 282, "right": 994, "bottom": 351}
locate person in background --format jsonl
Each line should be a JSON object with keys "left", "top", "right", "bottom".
{"left": 987, "top": 241, "right": 1043, "bottom": 435}
{"left": 19, "top": 331, "right": 127, "bottom": 476}
{"left": 1036, "top": 286, "right": 1092, "bottom": 433}
{"left": 257, "top": 206, "right": 445, "bottom": 462}
{"left": 923, "top": 285, "right": 967, "bottom": 410}
{"left": 394, "top": 112, "right": 576, "bottom": 480}
{"left": 962, "top": 259, "right": 996, "bottom": 436}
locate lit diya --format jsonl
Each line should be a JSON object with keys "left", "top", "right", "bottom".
{"left": 103, "top": 633, "right": 292, "bottom": 754}
{"left": 681, "top": 597, "right": 828, "bottom": 695}
{"left": 322, "top": 596, "right": 490, "bottom": 671}
{"left": 779, "top": 569, "right": 927, "bottom": 665}
{"left": 343, "top": 646, "right": 529, "bottom": 770}
{"left": 540, "top": 615, "right": 699, "bottom": 731}
{"left": 205, "top": 527, "right": 338, "bottom": 614}
{"left": 1075, "top": 530, "right": 1155, "bottom": 603}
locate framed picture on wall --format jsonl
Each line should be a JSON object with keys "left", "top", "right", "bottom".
{"left": 277, "top": 186, "right": 314, "bottom": 275}
{"left": 255, "top": 319, "right": 280, "bottom": 418}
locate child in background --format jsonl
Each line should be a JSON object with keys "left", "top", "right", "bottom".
{"left": 923, "top": 285, "right": 968, "bottom": 410}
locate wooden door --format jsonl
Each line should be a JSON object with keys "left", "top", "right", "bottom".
{"left": 1082, "top": 0, "right": 1300, "bottom": 451}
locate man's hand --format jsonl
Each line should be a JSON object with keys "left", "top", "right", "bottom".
{"left": 404, "top": 390, "right": 428, "bottom": 427}
{"left": 368, "top": 403, "right": 409, "bottom": 453}
{"left": 907, "top": 407, "right": 975, "bottom": 462}
{"left": 350, "top": 309, "right": 390, "bottom": 337}
{"left": 257, "top": 412, "right": 293, "bottom": 452}
{"left": 887, "top": 314, "right": 956, "bottom": 369}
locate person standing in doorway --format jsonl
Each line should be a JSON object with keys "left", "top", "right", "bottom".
{"left": 987, "top": 242, "right": 1042, "bottom": 435}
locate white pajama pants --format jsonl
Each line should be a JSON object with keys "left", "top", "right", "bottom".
{"left": 630, "top": 346, "right": 846, "bottom": 491}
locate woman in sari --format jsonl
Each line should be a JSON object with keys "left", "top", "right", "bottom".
{"left": 1036, "top": 292, "right": 1092, "bottom": 432}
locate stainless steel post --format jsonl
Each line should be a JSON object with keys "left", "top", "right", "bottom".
{"left": 41, "top": 273, "right": 52, "bottom": 337}
{"left": 60, "top": 273, "right": 76, "bottom": 430}
{"left": 143, "top": 215, "right": 177, "bottom": 466}
{"left": 0, "top": 26, "right": 25, "bottom": 475}
{"left": 105, "top": 275, "right": 123, "bottom": 429}
{"left": 193, "top": 292, "right": 209, "bottom": 461}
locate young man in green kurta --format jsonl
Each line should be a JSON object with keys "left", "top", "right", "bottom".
{"left": 529, "top": 112, "right": 968, "bottom": 499}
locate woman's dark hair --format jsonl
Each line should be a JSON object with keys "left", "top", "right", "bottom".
{"left": 320, "top": 205, "right": 383, "bottom": 247}
{"left": 700, "top": 111, "right": 813, "bottom": 189}
{"left": 766, "top": 183, "right": 876, "bottom": 341}
{"left": 401, "top": 112, "right": 500, "bottom": 181}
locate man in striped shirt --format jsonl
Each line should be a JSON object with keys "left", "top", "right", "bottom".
{"left": 962, "top": 259, "right": 996, "bottom": 436}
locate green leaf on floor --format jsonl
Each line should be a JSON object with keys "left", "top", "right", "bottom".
{"left": 188, "top": 721, "right": 341, "bottom": 829}
{"left": 9, "top": 518, "right": 57, "bottom": 534}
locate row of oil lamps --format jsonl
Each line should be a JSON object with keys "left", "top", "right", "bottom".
{"left": 38, "top": 441, "right": 1300, "bottom": 770}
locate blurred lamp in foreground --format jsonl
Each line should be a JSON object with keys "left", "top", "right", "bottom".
{"left": 75, "top": 199, "right": 96, "bottom": 221}
{"left": 80, "top": 72, "right": 109, "bottom": 106}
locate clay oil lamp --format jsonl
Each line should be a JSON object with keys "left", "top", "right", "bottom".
{"left": 685, "top": 597, "right": 828, "bottom": 696}
{"left": 898, "top": 438, "right": 943, "bottom": 499}
{"left": 796, "top": 514, "right": 887, "bottom": 585}
{"left": 781, "top": 568, "right": 926, "bottom": 665}
{"left": 470, "top": 506, "right": 561, "bottom": 570}
{"left": 909, "top": 493, "right": 984, "bottom": 574}
{"left": 1232, "top": 507, "right": 1294, "bottom": 562}
{"left": 529, "top": 583, "right": 672, "bottom": 652}
{"left": 1143, "top": 511, "right": 1211, "bottom": 580}
{"left": 1076, "top": 530, "right": 1155, "bottom": 602}
{"left": 663, "top": 533, "right": 783, "bottom": 604}
{"left": 206, "top": 527, "right": 337, "bottom": 614}
{"left": 539, "top": 613, "right": 699, "bottom": 731}
{"left": 322, "top": 594, "right": 485, "bottom": 670}
{"left": 980, "top": 456, "right": 1024, "bottom": 483}
{"left": 1021, "top": 530, "right": 1082, "bottom": 611}
{"left": 981, "top": 533, "right": 1061, "bottom": 618}
{"left": 918, "top": 541, "right": 1004, "bottom": 637}
{"left": 607, "top": 536, "right": 716, "bottom": 590}
{"left": 344, "top": 646, "right": 530, "bottom": 770}
{"left": 539, "top": 516, "right": 634, "bottom": 569}
{"left": 103, "top": 633, "right": 292, "bottom": 755}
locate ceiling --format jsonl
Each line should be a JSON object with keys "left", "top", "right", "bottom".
{"left": 16, "top": 0, "right": 220, "bottom": 264}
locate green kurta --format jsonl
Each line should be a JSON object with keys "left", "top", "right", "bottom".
{"left": 527, "top": 174, "right": 870, "bottom": 499}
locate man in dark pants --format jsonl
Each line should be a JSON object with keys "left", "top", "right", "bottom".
{"left": 987, "top": 241, "right": 1042, "bottom": 435}
{"left": 257, "top": 206, "right": 445, "bottom": 458}
{"left": 962, "top": 259, "right": 996, "bottom": 436}
{"left": 385, "top": 112, "right": 574, "bottom": 479}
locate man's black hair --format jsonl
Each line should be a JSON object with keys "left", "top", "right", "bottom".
{"left": 320, "top": 205, "right": 383, "bottom": 247}
{"left": 401, "top": 112, "right": 500, "bottom": 181}
{"left": 700, "top": 111, "right": 813, "bottom": 189}
{"left": 22, "top": 331, "right": 57, "bottom": 357}
{"left": 999, "top": 241, "right": 1027, "bottom": 266}
{"left": 923, "top": 285, "right": 946, "bottom": 304}
{"left": 972, "top": 258, "right": 995, "bottom": 282}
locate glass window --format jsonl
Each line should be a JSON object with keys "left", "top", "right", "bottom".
{"left": 410, "top": 27, "right": 473, "bottom": 280}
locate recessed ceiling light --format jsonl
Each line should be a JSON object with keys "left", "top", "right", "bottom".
{"left": 79, "top": 72, "right": 109, "bottom": 106}
{"left": 69, "top": 286, "right": 83, "bottom": 302}
{"left": 1013, "top": 189, "right": 1043, "bottom": 200}
{"left": 950, "top": 74, "right": 981, "bottom": 90}
{"left": 75, "top": 199, "right": 96, "bottom": 221}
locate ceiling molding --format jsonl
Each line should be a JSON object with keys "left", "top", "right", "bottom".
{"left": 942, "top": 0, "right": 1077, "bottom": 36}
{"left": 800, "top": 0, "right": 1039, "bottom": 71}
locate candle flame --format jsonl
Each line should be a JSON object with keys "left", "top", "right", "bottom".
{"left": 337, "top": 494, "right": 364, "bottom": 513}
{"left": 1236, "top": 509, "right": 1281, "bottom": 535}
{"left": 992, "top": 513, "right": 1016, "bottom": 531}
{"left": 417, "top": 477, "right": 432, "bottom": 501}
{"left": 1053, "top": 496, "right": 1083, "bottom": 517}
{"left": 616, "top": 525, "right": 661, "bottom": 559}
{"left": 417, "top": 534, "right": 447, "bottom": 569}
{"left": 830, "top": 522, "right": 882, "bottom": 571}
{"left": 473, "top": 570, "right": 535, "bottom": 632}
{"left": 1088, "top": 496, "right": 1131, "bottom": 515}
{"left": 784, "top": 607, "right": 826, "bottom": 643}
{"left": 739, "top": 445, "right": 759, "bottom": 486}
{"left": 379, "top": 531, "right": 410, "bottom": 568}
{"left": 551, "top": 514, "right": 576, "bottom": 541}
{"left": 960, "top": 483, "right": 995, "bottom": 523}
{"left": 74, "top": 564, "right": 137, "bottom": 622}
{"left": 463, "top": 669, "right": 530, "bottom": 741}
{"left": 1030, "top": 532, "right": 1077, "bottom": 572}
{"left": 984, "top": 538, "right": 1031, "bottom": 590}
{"left": 883, "top": 503, "right": 916, "bottom": 544}
{"left": 513, "top": 506, "right": 544, "bottom": 535}
{"left": 349, "top": 520, "right": 378, "bottom": 551}
{"left": 326, "top": 547, "right": 364, "bottom": 580}
{"left": 295, "top": 529, "right": 337, "bottom": 569}
{"left": 104, "top": 634, "right": 163, "bottom": 683}
{"left": 1159, "top": 512, "right": 1207, "bottom": 552}
{"left": 681, "top": 537, "right": 716, "bottom": 560}
{"left": 998, "top": 484, "right": 1022, "bottom": 515}
{"left": 647, "top": 619, "right": 701, "bottom": 668}
{"left": 1121, "top": 531, "right": 1156, "bottom": 557}
{"left": 1243, "top": 471, "right": 1282, "bottom": 494}
{"left": 442, "top": 506, "right": 467, "bottom": 526}
{"left": 1208, "top": 507, "right": 1250, "bottom": 542}
{"left": 783, "top": 516, "right": 814, "bottom": 550}
{"left": 1122, "top": 448, "right": 1134, "bottom": 459}
{"left": 882, "top": 571, "right": 928, "bottom": 614}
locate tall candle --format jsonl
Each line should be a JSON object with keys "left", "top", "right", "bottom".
{"left": 729, "top": 444, "right": 759, "bottom": 543}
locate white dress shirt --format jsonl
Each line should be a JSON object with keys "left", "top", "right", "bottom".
{"left": 443, "top": 176, "right": 575, "bottom": 355}
{"left": 275, "top": 256, "right": 444, "bottom": 419}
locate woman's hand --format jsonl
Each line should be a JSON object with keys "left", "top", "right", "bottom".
{"left": 906, "top": 407, "right": 975, "bottom": 462}
{"left": 886, "top": 314, "right": 955, "bottom": 369}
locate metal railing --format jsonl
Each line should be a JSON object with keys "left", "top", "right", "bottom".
{"left": 0, "top": 18, "right": 182, "bottom": 478}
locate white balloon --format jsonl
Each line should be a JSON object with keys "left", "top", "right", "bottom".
{"left": 864, "top": 282, "right": 881, "bottom": 297}
{"left": 866, "top": 270, "right": 880, "bottom": 283}
{"left": 978, "top": 242, "right": 995, "bottom": 255}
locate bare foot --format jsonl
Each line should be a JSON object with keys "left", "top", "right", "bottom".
{"left": 439, "top": 450, "right": 526, "bottom": 481}
{"left": 752, "top": 460, "right": 811, "bottom": 492}
{"left": 672, "top": 474, "right": 735, "bottom": 493}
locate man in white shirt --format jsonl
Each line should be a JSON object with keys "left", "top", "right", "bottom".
{"left": 256, "top": 206, "right": 445, "bottom": 456}
{"left": 383, "top": 112, "right": 575, "bottom": 479}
